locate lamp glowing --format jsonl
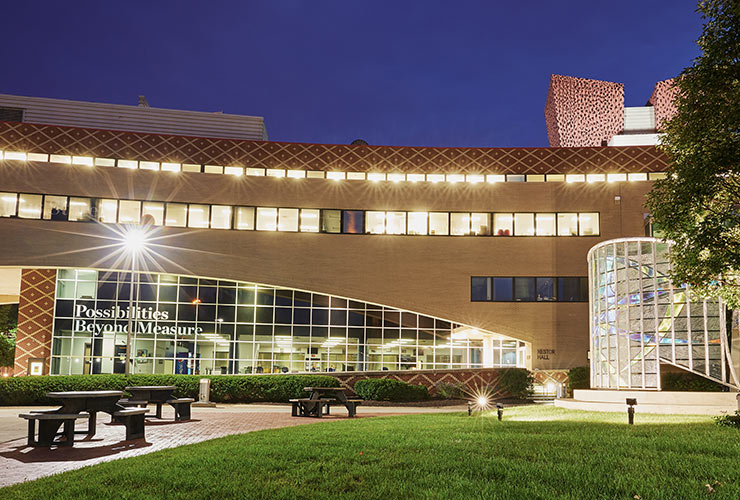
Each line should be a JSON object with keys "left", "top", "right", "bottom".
{"left": 123, "top": 228, "right": 147, "bottom": 253}
{"left": 477, "top": 395, "right": 489, "bottom": 407}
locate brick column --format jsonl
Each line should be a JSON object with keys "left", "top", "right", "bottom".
{"left": 14, "top": 269, "right": 56, "bottom": 376}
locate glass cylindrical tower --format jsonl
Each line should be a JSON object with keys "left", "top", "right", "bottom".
{"left": 587, "top": 238, "right": 729, "bottom": 390}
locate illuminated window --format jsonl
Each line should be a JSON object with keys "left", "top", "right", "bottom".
{"left": 586, "top": 174, "right": 605, "bottom": 183}
{"left": 287, "top": 170, "right": 306, "bottom": 179}
{"left": 427, "top": 174, "right": 445, "bottom": 183}
{"left": 97, "top": 199, "right": 118, "bottom": 223}
{"left": 493, "top": 213, "right": 512, "bottom": 236}
{"left": 182, "top": 164, "right": 201, "bottom": 173}
{"left": 579, "top": 213, "right": 599, "bottom": 236}
{"left": 535, "top": 213, "right": 555, "bottom": 236}
{"left": 278, "top": 208, "right": 299, "bottom": 232}
{"left": 307, "top": 171, "right": 325, "bottom": 179}
{"left": 536, "top": 277, "right": 555, "bottom": 301}
{"left": 408, "top": 212, "right": 428, "bottom": 235}
{"left": 607, "top": 173, "right": 627, "bottom": 182}
{"left": 628, "top": 173, "right": 648, "bottom": 181}
{"left": 118, "top": 160, "right": 138, "bottom": 169}
{"left": 450, "top": 213, "right": 470, "bottom": 235}
{"left": 72, "top": 156, "right": 94, "bottom": 166}
{"left": 367, "top": 173, "right": 386, "bottom": 182}
{"left": 118, "top": 200, "right": 141, "bottom": 224}
{"left": 347, "top": 172, "right": 365, "bottom": 180}
{"left": 471, "top": 213, "right": 490, "bottom": 236}
{"left": 388, "top": 173, "right": 405, "bottom": 183}
{"left": 366, "top": 211, "right": 385, "bottom": 234}
{"left": 429, "top": 212, "right": 449, "bottom": 235}
{"left": 211, "top": 205, "right": 233, "bottom": 229}
{"left": 546, "top": 174, "right": 565, "bottom": 182}
{"left": 566, "top": 174, "right": 585, "bottom": 183}
{"left": 526, "top": 175, "right": 545, "bottom": 182}
{"left": 4, "top": 151, "right": 26, "bottom": 161}
{"left": 95, "top": 158, "right": 116, "bottom": 167}
{"left": 648, "top": 172, "right": 667, "bottom": 180}
{"left": 446, "top": 174, "right": 464, "bottom": 184}
{"left": 486, "top": 174, "right": 505, "bottom": 183}
{"left": 246, "top": 168, "right": 265, "bottom": 176}
{"left": 28, "top": 153, "right": 49, "bottom": 162}
{"left": 188, "top": 204, "right": 210, "bottom": 228}
{"left": 557, "top": 213, "right": 578, "bottom": 236}
{"left": 139, "top": 161, "right": 159, "bottom": 171}
{"left": 204, "top": 165, "right": 223, "bottom": 174}
{"left": 43, "top": 195, "right": 68, "bottom": 220}
{"left": 386, "top": 212, "right": 406, "bottom": 234}
{"left": 235, "top": 207, "right": 255, "bottom": 230}
{"left": 321, "top": 209, "right": 341, "bottom": 233}
{"left": 506, "top": 174, "right": 525, "bottom": 182}
{"left": 142, "top": 202, "right": 164, "bottom": 225}
{"left": 407, "top": 174, "right": 424, "bottom": 182}
{"left": 466, "top": 174, "right": 484, "bottom": 183}
{"left": 68, "top": 198, "right": 92, "bottom": 221}
{"left": 327, "top": 171, "right": 346, "bottom": 181}
{"left": 165, "top": 203, "right": 187, "bottom": 227}
{"left": 224, "top": 166, "right": 244, "bottom": 176}
{"left": 514, "top": 213, "right": 535, "bottom": 236}
{"left": 514, "top": 277, "right": 536, "bottom": 301}
{"left": 267, "top": 169, "right": 286, "bottom": 178}
{"left": 299, "top": 209, "right": 319, "bottom": 232}
{"left": 256, "top": 207, "right": 278, "bottom": 231}
{"left": 0, "top": 193, "right": 17, "bottom": 217}
{"left": 49, "top": 154, "right": 71, "bottom": 164}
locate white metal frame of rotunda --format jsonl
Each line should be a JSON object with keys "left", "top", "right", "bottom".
{"left": 587, "top": 237, "right": 739, "bottom": 390}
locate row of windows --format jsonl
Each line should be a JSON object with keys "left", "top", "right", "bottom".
{"left": 0, "top": 191, "right": 601, "bottom": 236}
{"left": 471, "top": 276, "right": 589, "bottom": 302}
{"left": 1, "top": 150, "right": 666, "bottom": 184}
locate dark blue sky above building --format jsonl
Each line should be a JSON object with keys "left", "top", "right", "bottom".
{"left": 3, "top": 1, "right": 701, "bottom": 147}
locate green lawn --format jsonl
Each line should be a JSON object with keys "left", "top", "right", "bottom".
{"left": 3, "top": 406, "right": 739, "bottom": 499}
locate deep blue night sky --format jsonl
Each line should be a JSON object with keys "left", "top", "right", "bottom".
{"left": 2, "top": 1, "right": 702, "bottom": 147}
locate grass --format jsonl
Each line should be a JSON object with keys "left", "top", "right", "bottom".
{"left": 2, "top": 405, "right": 739, "bottom": 499}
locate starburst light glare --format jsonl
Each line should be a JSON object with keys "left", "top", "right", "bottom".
{"left": 123, "top": 228, "right": 148, "bottom": 253}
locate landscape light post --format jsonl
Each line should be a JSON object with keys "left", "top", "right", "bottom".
{"left": 123, "top": 228, "right": 147, "bottom": 377}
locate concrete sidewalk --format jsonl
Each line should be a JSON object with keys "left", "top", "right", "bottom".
{"left": 0, "top": 403, "right": 465, "bottom": 487}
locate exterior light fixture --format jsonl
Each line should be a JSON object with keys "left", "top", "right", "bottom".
{"left": 121, "top": 227, "right": 149, "bottom": 377}
{"left": 192, "top": 298, "right": 202, "bottom": 305}
{"left": 626, "top": 398, "right": 637, "bottom": 425}
{"left": 467, "top": 401, "right": 472, "bottom": 416}
{"left": 496, "top": 403, "right": 504, "bottom": 421}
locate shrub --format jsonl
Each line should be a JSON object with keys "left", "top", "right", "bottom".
{"left": 661, "top": 372, "right": 724, "bottom": 392}
{"left": 0, "top": 374, "right": 338, "bottom": 405}
{"left": 714, "top": 411, "right": 740, "bottom": 428}
{"left": 568, "top": 366, "right": 590, "bottom": 391}
{"left": 497, "top": 368, "right": 533, "bottom": 399}
{"left": 353, "top": 378, "right": 429, "bottom": 401}
{"left": 434, "top": 381, "right": 466, "bottom": 399}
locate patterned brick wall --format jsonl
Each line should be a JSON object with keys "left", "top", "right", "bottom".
{"left": 0, "top": 121, "right": 668, "bottom": 174}
{"left": 14, "top": 269, "right": 56, "bottom": 376}
{"left": 545, "top": 75, "right": 625, "bottom": 147}
{"left": 648, "top": 78, "right": 679, "bottom": 131}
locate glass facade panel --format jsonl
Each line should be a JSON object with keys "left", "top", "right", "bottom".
{"left": 68, "top": 197, "right": 91, "bottom": 221}
{"left": 43, "top": 195, "right": 68, "bottom": 220}
{"left": 118, "top": 200, "right": 141, "bottom": 224}
{"left": 188, "top": 204, "right": 210, "bottom": 228}
{"left": 579, "top": 213, "right": 599, "bottom": 235}
{"left": 494, "top": 213, "right": 512, "bottom": 236}
{"left": 97, "top": 199, "right": 118, "bottom": 223}
{"left": 278, "top": 208, "right": 299, "bottom": 232}
{"left": 210, "top": 205, "right": 232, "bottom": 229}
{"left": 256, "top": 207, "right": 278, "bottom": 231}
{"left": 535, "top": 213, "right": 555, "bottom": 236}
{"left": 342, "top": 210, "right": 363, "bottom": 234}
{"left": 50, "top": 269, "right": 526, "bottom": 375}
{"left": 142, "top": 202, "right": 164, "bottom": 225}
{"left": 366, "top": 211, "right": 385, "bottom": 234}
{"left": 471, "top": 277, "right": 491, "bottom": 301}
{"left": 322, "top": 210, "right": 341, "bottom": 233}
{"left": 450, "top": 213, "right": 470, "bottom": 236}
{"left": 471, "top": 213, "right": 490, "bottom": 236}
{"left": 557, "top": 213, "right": 578, "bottom": 236}
{"left": 0, "top": 193, "right": 17, "bottom": 217}
{"left": 235, "top": 207, "right": 255, "bottom": 230}
{"left": 514, "top": 277, "right": 535, "bottom": 301}
{"left": 386, "top": 211, "right": 406, "bottom": 235}
{"left": 493, "top": 278, "right": 513, "bottom": 301}
{"left": 17, "top": 194, "right": 42, "bottom": 219}
{"left": 407, "top": 212, "right": 428, "bottom": 235}
{"left": 165, "top": 203, "right": 187, "bottom": 227}
{"left": 299, "top": 209, "right": 319, "bottom": 232}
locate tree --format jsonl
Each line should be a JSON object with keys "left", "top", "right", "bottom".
{"left": 646, "top": 0, "right": 740, "bottom": 307}
{"left": 0, "top": 304, "right": 17, "bottom": 367}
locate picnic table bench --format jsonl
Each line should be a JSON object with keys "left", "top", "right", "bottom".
{"left": 290, "top": 387, "right": 362, "bottom": 418}
{"left": 121, "top": 386, "right": 194, "bottom": 422}
{"left": 19, "top": 412, "right": 90, "bottom": 447}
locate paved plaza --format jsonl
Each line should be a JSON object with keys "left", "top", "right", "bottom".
{"left": 0, "top": 404, "right": 465, "bottom": 487}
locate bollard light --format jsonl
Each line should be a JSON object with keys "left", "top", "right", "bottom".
{"left": 496, "top": 403, "right": 504, "bottom": 421}
{"left": 626, "top": 398, "right": 637, "bottom": 425}
{"left": 467, "top": 401, "right": 472, "bottom": 416}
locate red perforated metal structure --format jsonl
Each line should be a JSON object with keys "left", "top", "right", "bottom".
{"left": 648, "top": 78, "right": 679, "bottom": 131}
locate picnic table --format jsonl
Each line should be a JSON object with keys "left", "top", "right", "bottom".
{"left": 290, "top": 387, "right": 362, "bottom": 418}
{"left": 19, "top": 390, "right": 148, "bottom": 446}
{"left": 123, "top": 386, "right": 194, "bottom": 421}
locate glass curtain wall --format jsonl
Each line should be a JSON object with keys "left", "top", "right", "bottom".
{"left": 588, "top": 238, "right": 735, "bottom": 390}
{"left": 51, "top": 269, "right": 526, "bottom": 375}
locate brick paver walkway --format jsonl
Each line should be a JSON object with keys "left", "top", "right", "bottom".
{"left": 0, "top": 404, "right": 462, "bottom": 487}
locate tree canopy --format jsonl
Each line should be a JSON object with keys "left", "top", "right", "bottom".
{"left": 646, "top": 0, "right": 740, "bottom": 307}
{"left": 0, "top": 304, "right": 17, "bottom": 367}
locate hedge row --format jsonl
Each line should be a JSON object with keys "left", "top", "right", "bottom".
{"left": 661, "top": 372, "right": 724, "bottom": 392}
{"left": 0, "top": 374, "right": 339, "bottom": 405}
{"left": 354, "top": 379, "right": 429, "bottom": 401}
